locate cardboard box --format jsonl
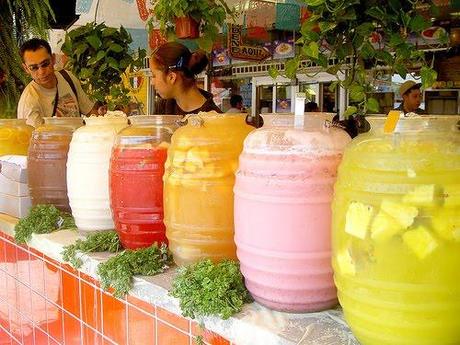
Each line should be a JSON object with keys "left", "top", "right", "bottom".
{"left": 0, "top": 174, "right": 29, "bottom": 196}
{"left": 0, "top": 192, "right": 31, "bottom": 218}
{"left": 0, "top": 155, "right": 28, "bottom": 183}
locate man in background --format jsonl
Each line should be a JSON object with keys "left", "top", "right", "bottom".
{"left": 397, "top": 81, "right": 425, "bottom": 115}
{"left": 17, "top": 38, "right": 103, "bottom": 127}
{"left": 226, "top": 94, "right": 244, "bottom": 113}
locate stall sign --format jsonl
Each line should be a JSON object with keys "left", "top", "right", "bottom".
{"left": 228, "top": 24, "right": 271, "bottom": 61}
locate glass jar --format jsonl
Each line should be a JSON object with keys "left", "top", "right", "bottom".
{"left": 28, "top": 117, "right": 83, "bottom": 212}
{"left": 163, "top": 112, "right": 253, "bottom": 265}
{"left": 67, "top": 115, "right": 128, "bottom": 232}
{"left": 0, "top": 119, "right": 33, "bottom": 156}
{"left": 110, "top": 115, "right": 181, "bottom": 249}
{"left": 234, "top": 114, "right": 351, "bottom": 312}
{"left": 332, "top": 116, "right": 460, "bottom": 345}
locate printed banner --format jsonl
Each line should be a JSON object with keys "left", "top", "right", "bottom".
{"left": 227, "top": 24, "right": 271, "bottom": 61}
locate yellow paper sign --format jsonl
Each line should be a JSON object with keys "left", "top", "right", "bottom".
{"left": 384, "top": 111, "right": 401, "bottom": 133}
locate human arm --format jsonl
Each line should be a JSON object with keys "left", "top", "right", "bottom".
{"left": 17, "top": 88, "right": 44, "bottom": 128}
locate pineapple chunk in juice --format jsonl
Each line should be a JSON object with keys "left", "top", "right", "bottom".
{"left": 403, "top": 185, "right": 436, "bottom": 206}
{"left": 402, "top": 226, "right": 439, "bottom": 260}
{"left": 380, "top": 199, "right": 418, "bottom": 228}
{"left": 370, "top": 210, "right": 404, "bottom": 243}
{"left": 345, "top": 201, "right": 374, "bottom": 239}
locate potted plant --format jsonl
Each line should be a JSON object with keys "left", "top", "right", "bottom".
{"left": 61, "top": 22, "right": 146, "bottom": 111}
{"left": 271, "top": 0, "right": 445, "bottom": 118}
{"left": 149, "top": 0, "right": 234, "bottom": 51}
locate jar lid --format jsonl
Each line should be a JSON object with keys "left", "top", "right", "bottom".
{"left": 244, "top": 114, "right": 351, "bottom": 155}
{"left": 367, "top": 115, "right": 460, "bottom": 133}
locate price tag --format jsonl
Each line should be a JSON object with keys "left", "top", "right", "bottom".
{"left": 384, "top": 110, "right": 401, "bottom": 133}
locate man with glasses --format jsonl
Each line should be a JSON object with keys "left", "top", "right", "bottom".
{"left": 17, "top": 38, "right": 102, "bottom": 127}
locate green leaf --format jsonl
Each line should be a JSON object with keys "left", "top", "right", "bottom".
{"left": 268, "top": 66, "right": 279, "bottom": 79}
{"left": 102, "top": 27, "right": 118, "bottom": 37}
{"left": 349, "top": 84, "right": 365, "bottom": 102}
{"left": 326, "top": 64, "right": 342, "bottom": 75}
{"left": 356, "top": 23, "right": 374, "bottom": 37}
{"left": 344, "top": 106, "right": 358, "bottom": 118}
{"left": 74, "top": 42, "right": 89, "bottom": 56}
{"left": 329, "top": 80, "right": 340, "bottom": 92}
{"left": 80, "top": 68, "right": 93, "bottom": 79}
{"left": 317, "top": 54, "right": 328, "bottom": 68}
{"left": 96, "top": 50, "right": 106, "bottom": 62}
{"left": 106, "top": 57, "right": 119, "bottom": 69}
{"left": 197, "top": 36, "right": 214, "bottom": 52}
{"left": 409, "top": 14, "right": 430, "bottom": 33}
{"left": 394, "top": 63, "right": 407, "bottom": 79}
{"left": 304, "top": 0, "right": 325, "bottom": 6}
{"left": 367, "top": 97, "right": 380, "bottom": 113}
{"left": 318, "top": 22, "right": 337, "bottom": 33}
{"left": 361, "top": 41, "right": 375, "bottom": 59}
{"left": 119, "top": 58, "right": 132, "bottom": 69}
{"left": 375, "top": 50, "right": 393, "bottom": 65}
{"left": 366, "top": 7, "right": 385, "bottom": 20}
{"left": 109, "top": 43, "right": 124, "bottom": 53}
{"left": 86, "top": 35, "right": 102, "bottom": 50}
{"left": 302, "top": 41, "right": 319, "bottom": 59}
{"left": 389, "top": 33, "right": 404, "bottom": 47}
{"left": 430, "top": 4, "right": 441, "bottom": 17}
{"left": 420, "top": 66, "right": 437, "bottom": 89}
{"left": 285, "top": 58, "right": 299, "bottom": 79}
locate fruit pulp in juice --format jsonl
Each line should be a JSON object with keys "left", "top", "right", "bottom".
{"left": 110, "top": 145, "right": 168, "bottom": 249}
{"left": 333, "top": 134, "right": 460, "bottom": 345}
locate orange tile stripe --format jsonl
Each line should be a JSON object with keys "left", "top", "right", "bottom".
{"left": 0, "top": 229, "right": 233, "bottom": 345}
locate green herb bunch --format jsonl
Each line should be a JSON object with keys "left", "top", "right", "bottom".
{"left": 97, "top": 243, "right": 172, "bottom": 298}
{"left": 14, "top": 204, "right": 76, "bottom": 244}
{"left": 62, "top": 231, "right": 122, "bottom": 269}
{"left": 170, "top": 259, "right": 252, "bottom": 320}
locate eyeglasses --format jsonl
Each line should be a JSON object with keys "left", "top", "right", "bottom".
{"left": 27, "top": 59, "right": 52, "bottom": 72}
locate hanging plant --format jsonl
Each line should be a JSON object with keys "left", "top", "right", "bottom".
{"left": 61, "top": 22, "right": 146, "bottom": 111}
{"left": 271, "top": 0, "right": 445, "bottom": 117}
{"left": 149, "top": 0, "right": 235, "bottom": 51}
{"left": 0, "top": 0, "right": 54, "bottom": 118}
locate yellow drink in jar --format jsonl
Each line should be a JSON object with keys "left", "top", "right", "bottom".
{"left": 0, "top": 119, "right": 33, "bottom": 155}
{"left": 164, "top": 112, "right": 252, "bottom": 266}
{"left": 332, "top": 116, "right": 460, "bottom": 345}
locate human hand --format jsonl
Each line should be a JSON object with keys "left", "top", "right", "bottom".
{"left": 97, "top": 105, "right": 108, "bottom": 115}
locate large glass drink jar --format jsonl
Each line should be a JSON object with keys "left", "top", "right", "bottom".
{"left": 28, "top": 117, "right": 83, "bottom": 211}
{"left": 164, "top": 112, "right": 252, "bottom": 265}
{"left": 67, "top": 115, "right": 128, "bottom": 232}
{"left": 110, "top": 115, "right": 180, "bottom": 249}
{"left": 0, "top": 119, "right": 33, "bottom": 155}
{"left": 234, "top": 115, "right": 351, "bottom": 312}
{"left": 332, "top": 116, "right": 460, "bottom": 345}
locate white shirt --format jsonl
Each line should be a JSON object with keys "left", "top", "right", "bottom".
{"left": 226, "top": 107, "right": 245, "bottom": 113}
{"left": 17, "top": 70, "right": 94, "bottom": 127}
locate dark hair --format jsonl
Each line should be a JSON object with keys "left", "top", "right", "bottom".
{"left": 403, "top": 84, "right": 421, "bottom": 96}
{"left": 230, "top": 94, "right": 243, "bottom": 107}
{"left": 305, "top": 101, "right": 319, "bottom": 112}
{"left": 151, "top": 42, "right": 208, "bottom": 87}
{"left": 19, "top": 38, "right": 52, "bottom": 61}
